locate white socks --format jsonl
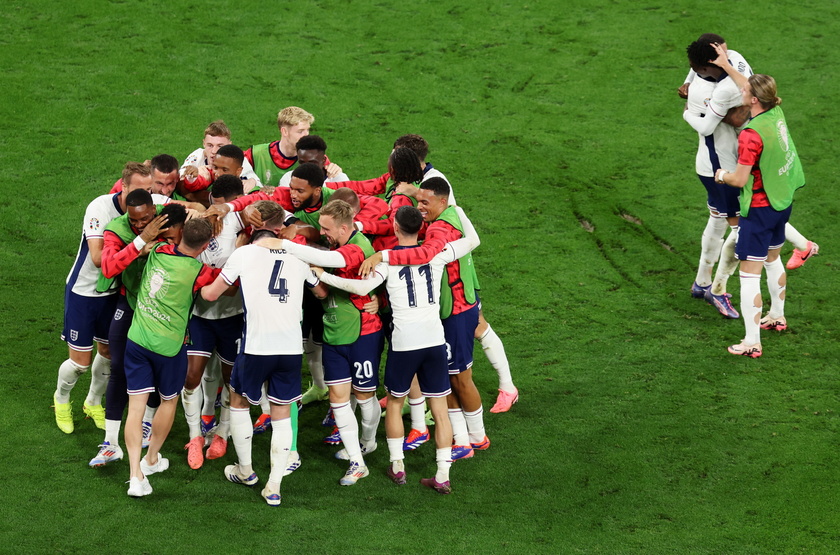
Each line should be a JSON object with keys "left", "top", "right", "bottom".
{"left": 85, "top": 353, "right": 111, "bottom": 406}
{"left": 200, "top": 356, "right": 221, "bottom": 418}
{"left": 449, "top": 409, "right": 469, "bottom": 446}
{"left": 464, "top": 406, "right": 486, "bottom": 443}
{"left": 268, "top": 417, "right": 292, "bottom": 485}
{"left": 259, "top": 383, "right": 270, "bottom": 415}
{"left": 332, "top": 402, "right": 362, "bottom": 463}
{"left": 217, "top": 386, "right": 231, "bottom": 439}
{"left": 739, "top": 271, "right": 763, "bottom": 345}
{"left": 356, "top": 396, "right": 380, "bottom": 445}
{"left": 711, "top": 227, "right": 739, "bottom": 296}
{"left": 696, "top": 215, "right": 729, "bottom": 286}
{"left": 104, "top": 418, "right": 121, "bottom": 445}
{"left": 784, "top": 223, "right": 808, "bottom": 251}
{"left": 478, "top": 325, "right": 515, "bottom": 392}
{"left": 408, "top": 397, "right": 427, "bottom": 433}
{"left": 387, "top": 437, "right": 405, "bottom": 467}
{"left": 55, "top": 359, "right": 89, "bottom": 403}
{"left": 230, "top": 407, "right": 253, "bottom": 474}
{"left": 764, "top": 258, "right": 786, "bottom": 318}
{"left": 181, "top": 387, "right": 202, "bottom": 438}
{"left": 435, "top": 447, "right": 452, "bottom": 483}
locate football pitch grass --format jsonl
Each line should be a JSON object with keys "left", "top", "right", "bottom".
{"left": 2, "top": 0, "right": 839, "bottom": 552}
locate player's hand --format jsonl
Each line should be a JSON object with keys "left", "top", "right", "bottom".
{"left": 182, "top": 165, "right": 199, "bottom": 180}
{"left": 203, "top": 204, "right": 230, "bottom": 236}
{"left": 184, "top": 208, "right": 201, "bottom": 221}
{"left": 678, "top": 83, "right": 689, "bottom": 99}
{"left": 310, "top": 265, "right": 324, "bottom": 278}
{"left": 363, "top": 293, "right": 380, "bottom": 314}
{"left": 240, "top": 205, "right": 264, "bottom": 228}
{"left": 358, "top": 252, "right": 383, "bottom": 278}
{"left": 394, "top": 182, "right": 417, "bottom": 198}
{"left": 723, "top": 105, "right": 750, "bottom": 128}
{"left": 139, "top": 214, "right": 169, "bottom": 243}
{"left": 325, "top": 162, "right": 342, "bottom": 179}
{"left": 709, "top": 42, "right": 728, "bottom": 68}
{"left": 277, "top": 225, "right": 298, "bottom": 240}
{"left": 139, "top": 240, "right": 157, "bottom": 256}
{"left": 261, "top": 186, "right": 276, "bottom": 196}
{"left": 241, "top": 178, "right": 258, "bottom": 191}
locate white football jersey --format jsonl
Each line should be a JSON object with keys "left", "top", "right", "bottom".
{"left": 67, "top": 192, "right": 169, "bottom": 297}
{"left": 220, "top": 244, "right": 317, "bottom": 356}
{"left": 422, "top": 165, "right": 457, "bottom": 206}
{"left": 180, "top": 147, "right": 262, "bottom": 188}
{"left": 194, "top": 211, "right": 245, "bottom": 319}
{"left": 278, "top": 169, "right": 349, "bottom": 188}
{"left": 685, "top": 76, "right": 742, "bottom": 176}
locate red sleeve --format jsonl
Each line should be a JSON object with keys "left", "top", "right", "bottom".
{"left": 387, "top": 220, "right": 460, "bottom": 265}
{"left": 737, "top": 129, "right": 763, "bottom": 167}
{"left": 359, "top": 194, "right": 413, "bottom": 237}
{"left": 182, "top": 172, "right": 213, "bottom": 192}
{"left": 101, "top": 231, "right": 139, "bottom": 279}
{"left": 229, "top": 188, "right": 294, "bottom": 212}
{"left": 355, "top": 195, "right": 389, "bottom": 223}
{"left": 335, "top": 241, "right": 366, "bottom": 272}
{"left": 327, "top": 173, "right": 390, "bottom": 195}
{"left": 193, "top": 265, "right": 223, "bottom": 292}
{"left": 290, "top": 235, "right": 308, "bottom": 245}
{"left": 244, "top": 147, "right": 254, "bottom": 166}
{"left": 109, "top": 179, "right": 123, "bottom": 194}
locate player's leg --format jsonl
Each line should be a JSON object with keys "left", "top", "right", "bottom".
{"left": 475, "top": 307, "right": 518, "bottom": 413}
{"left": 785, "top": 222, "right": 819, "bottom": 269}
{"left": 207, "top": 361, "right": 233, "bottom": 460}
{"left": 263, "top": 353, "right": 304, "bottom": 506}
{"left": 83, "top": 341, "right": 111, "bottom": 429}
{"left": 183, "top": 318, "right": 212, "bottom": 469}
{"left": 225, "top": 353, "right": 266, "bottom": 487}
{"left": 761, "top": 216, "right": 790, "bottom": 331}
{"left": 692, "top": 178, "right": 730, "bottom": 295}
{"left": 418, "top": 345, "right": 454, "bottom": 494}
{"left": 200, "top": 354, "right": 222, "bottom": 430}
{"left": 142, "top": 346, "right": 187, "bottom": 476}
{"left": 123, "top": 339, "right": 156, "bottom": 496}
{"left": 383, "top": 349, "right": 411, "bottom": 485}
{"left": 323, "top": 343, "right": 367, "bottom": 485}
{"left": 444, "top": 305, "right": 488, "bottom": 452}
{"left": 404, "top": 377, "right": 429, "bottom": 450}
{"left": 728, "top": 213, "right": 766, "bottom": 358}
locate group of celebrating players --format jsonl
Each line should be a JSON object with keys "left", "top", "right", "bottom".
{"left": 53, "top": 107, "right": 520, "bottom": 505}
{"left": 680, "top": 34, "right": 817, "bottom": 358}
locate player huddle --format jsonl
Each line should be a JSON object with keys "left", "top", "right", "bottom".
{"left": 53, "top": 106, "right": 520, "bottom": 505}
{"left": 680, "top": 34, "right": 817, "bottom": 358}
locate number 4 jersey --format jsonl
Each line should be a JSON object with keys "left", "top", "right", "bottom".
{"left": 219, "top": 244, "right": 318, "bottom": 356}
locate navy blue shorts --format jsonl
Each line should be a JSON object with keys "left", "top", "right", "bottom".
{"left": 230, "top": 353, "right": 302, "bottom": 405}
{"left": 124, "top": 339, "right": 187, "bottom": 400}
{"left": 62, "top": 290, "right": 117, "bottom": 351}
{"left": 384, "top": 344, "right": 451, "bottom": 398}
{"left": 322, "top": 330, "right": 384, "bottom": 392}
{"left": 736, "top": 204, "right": 792, "bottom": 262}
{"left": 699, "top": 174, "right": 740, "bottom": 218}
{"left": 187, "top": 314, "right": 243, "bottom": 365}
{"left": 442, "top": 303, "right": 479, "bottom": 375}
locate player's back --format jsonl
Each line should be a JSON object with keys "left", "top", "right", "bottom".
{"left": 224, "top": 244, "right": 312, "bottom": 356}
{"left": 382, "top": 254, "right": 448, "bottom": 352}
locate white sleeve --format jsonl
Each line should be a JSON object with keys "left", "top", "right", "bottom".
{"left": 682, "top": 108, "right": 723, "bottom": 137}
{"left": 83, "top": 198, "right": 108, "bottom": 239}
{"left": 151, "top": 193, "right": 171, "bottom": 205}
{"left": 241, "top": 159, "right": 263, "bottom": 188}
{"left": 684, "top": 68, "right": 696, "bottom": 85}
{"left": 708, "top": 83, "right": 743, "bottom": 120}
{"left": 179, "top": 148, "right": 205, "bottom": 176}
{"left": 328, "top": 173, "right": 350, "bottom": 183}
{"left": 318, "top": 266, "right": 386, "bottom": 295}
{"left": 220, "top": 249, "right": 243, "bottom": 285}
{"left": 282, "top": 241, "right": 348, "bottom": 268}
{"left": 278, "top": 171, "right": 293, "bottom": 188}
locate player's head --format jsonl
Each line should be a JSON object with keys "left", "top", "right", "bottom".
{"left": 158, "top": 203, "right": 188, "bottom": 245}
{"left": 126, "top": 189, "right": 156, "bottom": 234}
{"left": 393, "top": 134, "right": 429, "bottom": 164}
{"left": 210, "top": 174, "right": 245, "bottom": 204}
{"left": 295, "top": 135, "right": 328, "bottom": 168}
{"left": 213, "top": 145, "right": 244, "bottom": 177}
{"left": 277, "top": 106, "right": 313, "bottom": 146}
{"left": 122, "top": 161, "right": 154, "bottom": 193}
{"left": 697, "top": 33, "right": 726, "bottom": 47}
{"left": 252, "top": 200, "right": 287, "bottom": 236}
{"left": 203, "top": 120, "right": 232, "bottom": 164}
{"left": 289, "top": 163, "right": 326, "bottom": 210}
{"left": 327, "top": 187, "right": 360, "bottom": 215}
{"left": 744, "top": 74, "right": 782, "bottom": 111}
{"left": 181, "top": 217, "right": 213, "bottom": 252}
{"left": 416, "top": 177, "right": 450, "bottom": 223}
{"left": 150, "top": 154, "right": 179, "bottom": 197}
{"left": 686, "top": 40, "right": 721, "bottom": 78}
{"left": 388, "top": 147, "right": 424, "bottom": 184}
{"left": 318, "top": 199, "right": 354, "bottom": 248}
{"left": 251, "top": 229, "right": 278, "bottom": 243}
{"left": 394, "top": 205, "right": 424, "bottom": 237}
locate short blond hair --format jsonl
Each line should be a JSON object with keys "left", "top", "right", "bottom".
{"left": 277, "top": 106, "right": 314, "bottom": 131}
{"left": 320, "top": 199, "right": 354, "bottom": 227}
{"left": 122, "top": 161, "right": 152, "bottom": 188}
{"left": 253, "top": 200, "right": 285, "bottom": 227}
{"left": 204, "top": 120, "right": 231, "bottom": 139}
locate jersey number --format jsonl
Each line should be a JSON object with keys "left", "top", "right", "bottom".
{"left": 354, "top": 360, "right": 374, "bottom": 380}
{"left": 268, "top": 260, "right": 290, "bottom": 303}
{"left": 398, "top": 264, "right": 434, "bottom": 307}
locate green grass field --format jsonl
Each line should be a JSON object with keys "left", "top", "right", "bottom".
{"left": 2, "top": 0, "right": 839, "bottom": 552}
